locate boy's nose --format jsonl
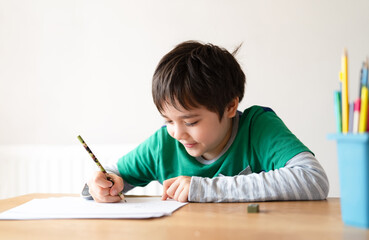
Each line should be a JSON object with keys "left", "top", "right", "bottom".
{"left": 173, "top": 125, "right": 187, "bottom": 140}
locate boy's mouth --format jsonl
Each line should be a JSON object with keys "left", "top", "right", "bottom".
{"left": 182, "top": 143, "right": 197, "bottom": 148}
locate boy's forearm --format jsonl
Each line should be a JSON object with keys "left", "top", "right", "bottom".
{"left": 188, "top": 152, "right": 329, "bottom": 202}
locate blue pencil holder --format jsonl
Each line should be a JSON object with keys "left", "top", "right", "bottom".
{"left": 328, "top": 133, "right": 369, "bottom": 228}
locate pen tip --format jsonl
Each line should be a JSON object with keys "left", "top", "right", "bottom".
{"left": 343, "top": 48, "right": 348, "bottom": 56}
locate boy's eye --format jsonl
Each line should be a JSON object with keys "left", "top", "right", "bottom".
{"left": 164, "top": 120, "right": 173, "bottom": 125}
{"left": 185, "top": 121, "right": 198, "bottom": 127}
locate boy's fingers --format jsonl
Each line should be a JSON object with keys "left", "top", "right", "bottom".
{"left": 108, "top": 174, "right": 124, "bottom": 196}
{"left": 88, "top": 171, "right": 126, "bottom": 202}
{"left": 166, "top": 179, "right": 180, "bottom": 199}
{"left": 178, "top": 185, "right": 190, "bottom": 202}
{"left": 173, "top": 186, "right": 182, "bottom": 201}
{"left": 94, "top": 172, "right": 113, "bottom": 188}
{"left": 173, "top": 181, "right": 187, "bottom": 201}
{"left": 89, "top": 183, "right": 123, "bottom": 203}
{"left": 94, "top": 194, "right": 122, "bottom": 203}
{"left": 162, "top": 178, "right": 176, "bottom": 192}
{"left": 161, "top": 191, "right": 168, "bottom": 200}
{"left": 95, "top": 186, "right": 110, "bottom": 196}
{"left": 162, "top": 177, "right": 177, "bottom": 200}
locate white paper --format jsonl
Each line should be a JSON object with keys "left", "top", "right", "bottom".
{"left": 0, "top": 197, "right": 187, "bottom": 220}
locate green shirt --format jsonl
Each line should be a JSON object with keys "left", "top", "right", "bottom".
{"left": 117, "top": 106, "right": 312, "bottom": 187}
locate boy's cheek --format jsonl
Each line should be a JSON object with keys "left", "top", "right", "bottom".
{"left": 166, "top": 128, "right": 174, "bottom": 138}
{"left": 166, "top": 126, "right": 179, "bottom": 140}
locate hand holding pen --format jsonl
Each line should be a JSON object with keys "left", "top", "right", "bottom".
{"left": 78, "top": 135, "right": 126, "bottom": 203}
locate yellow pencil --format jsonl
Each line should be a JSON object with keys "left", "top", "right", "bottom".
{"left": 339, "top": 49, "right": 349, "bottom": 133}
{"left": 359, "top": 86, "right": 368, "bottom": 133}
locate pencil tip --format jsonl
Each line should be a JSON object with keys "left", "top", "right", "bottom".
{"left": 343, "top": 48, "right": 348, "bottom": 56}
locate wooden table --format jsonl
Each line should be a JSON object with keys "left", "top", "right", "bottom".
{"left": 0, "top": 194, "right": 368, "bottom": 240}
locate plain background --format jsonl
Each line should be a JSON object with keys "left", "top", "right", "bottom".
{"left": 1, "top": 0, "right": 369, "bottom": 198}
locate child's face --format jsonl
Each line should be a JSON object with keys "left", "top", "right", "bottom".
{"left": 161, "top": 102, "right": 236, "bottom": 160}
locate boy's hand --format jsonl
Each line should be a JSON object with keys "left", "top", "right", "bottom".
{"left": 87, "top": 171, "right": 124, "bottom": 203}
{"left": 162, "top": 176, "right": 191, "bottom": 202}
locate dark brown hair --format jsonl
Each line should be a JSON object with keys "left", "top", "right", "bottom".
{"left": 152, "top": 40, "right": 246, "bottom": 119}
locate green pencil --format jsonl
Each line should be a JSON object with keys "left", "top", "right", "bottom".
{"left": 77, "top": 135, "right": 125, "bottom": 201}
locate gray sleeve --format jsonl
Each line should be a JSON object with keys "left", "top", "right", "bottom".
{"left": 188, "top": 152, "right": 329, "bottom": 202}
{"left": 105, "top": 162, "right": 136, "bottom": 194}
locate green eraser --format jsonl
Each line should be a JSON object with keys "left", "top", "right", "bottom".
{"left": 247, "top": 203, "right": 259, "bottom": 213}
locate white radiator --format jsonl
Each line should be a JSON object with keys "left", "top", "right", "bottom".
{"left": 0, "top": 145, "right": 162, "bottom": 199}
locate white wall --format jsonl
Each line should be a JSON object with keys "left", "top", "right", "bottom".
{"left": 0, "top": 144, "right": 163, "bottom": 199}
{"left": 1, "top": 0, "right": 369, "bottom": 198}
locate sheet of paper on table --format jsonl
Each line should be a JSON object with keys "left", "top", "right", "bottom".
{"left": 0, "top": 197, "right": 188, "bottom": 220}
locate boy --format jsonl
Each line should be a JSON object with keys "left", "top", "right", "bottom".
{"left": 88, "top": 41, "right": 329, "bottom": 203}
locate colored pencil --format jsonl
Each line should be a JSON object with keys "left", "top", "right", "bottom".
{"left": 77, "top": 135, "right": 125, "bottom": 201}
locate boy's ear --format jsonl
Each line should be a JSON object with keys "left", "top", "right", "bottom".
{"left": 226, "top": 97, "right": 239, "bottom": 118}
